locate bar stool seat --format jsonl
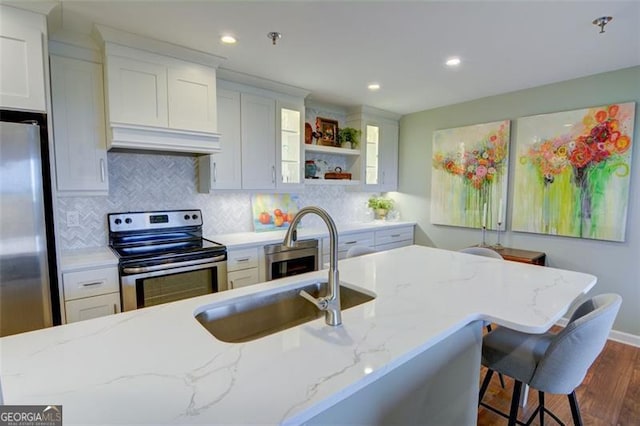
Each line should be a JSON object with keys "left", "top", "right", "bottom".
{"left": 478, "top": 293, "right": 622, "bottom": 426}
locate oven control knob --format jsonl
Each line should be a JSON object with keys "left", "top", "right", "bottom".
{"left": 184, "top": 214, "right": 190, "bottom": 220}
{"left": 125, "top": 218, "right": 132, "bottom": 224}
{"left": 114, "top": 218, "right": 122, "bottom": 225}
{"left": 192, "top": 214, "right": 198, "bottom": 220}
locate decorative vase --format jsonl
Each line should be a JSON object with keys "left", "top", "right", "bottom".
{"left": 341, "top": 141, "right": 352, "bottom": 149}
{"left": 305, "top": 161, "right": 317, "bottom": 179}
{"left": 375, "top": 208, "right": 388, "bottom": 220}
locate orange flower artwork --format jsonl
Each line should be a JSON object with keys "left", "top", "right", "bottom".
{"left": 513, "top": 102, "right": 636, "bottom": 241}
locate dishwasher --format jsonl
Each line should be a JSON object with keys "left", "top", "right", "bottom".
{"left": 264, "top": 239, "right": 319, "bottom": 280}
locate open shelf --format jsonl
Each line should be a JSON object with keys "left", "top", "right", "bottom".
{"left": 305, "top": 178, "right": 361, "bottom": 186}
{"left": 305, "top": 144, "right": 360, "bottom": 156}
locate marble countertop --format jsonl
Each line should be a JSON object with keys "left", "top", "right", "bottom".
{"left": 208, "top": 220, "right": 416, "bottom": 249}
{"left": 59, "top": 246, "right": 119, "bottom": 272}
{"left": 1, "top": 245, "right": 596, "bottom": 425}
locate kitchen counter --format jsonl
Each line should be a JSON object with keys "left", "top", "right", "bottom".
{"left": 60, "top": 246, "right": 118, "bottom": 272}
{"left": 0, "top": 245, "right": 596, "bottom": 424}
{"left": 208, "top": 220, "right": 416, "bottom": 249}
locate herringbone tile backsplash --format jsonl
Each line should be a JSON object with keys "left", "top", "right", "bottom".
{"left": 56, "top": 152, "right": 374, "bottom": 250}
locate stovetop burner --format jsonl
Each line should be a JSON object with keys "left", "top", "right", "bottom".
{"left": 108, "top": 210, "right": 226, "bottom": 265}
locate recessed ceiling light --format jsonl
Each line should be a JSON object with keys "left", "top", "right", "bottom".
{"left": 446, "top": 57, "right": 461, "bottom": 67}
{"left": 368, "top": 83, "right": 380, "bottom": 91}
{"left": 221, "top": 35, "right": 237, "bottom": 44}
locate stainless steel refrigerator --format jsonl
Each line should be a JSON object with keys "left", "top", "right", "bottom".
{"left": 0, "top": 110, "right": 60, "bottom": 337}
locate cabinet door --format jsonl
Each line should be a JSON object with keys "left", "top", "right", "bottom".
{"left": 65, "top": 293, "right": 121, "bottom": 323}
{"left": 241, "top": 94, "right": 276, "bottom": 189}
{"left": 51, "top": 56, "right": 109, "bottom": 194}
{"left": 199, "top": 89, "right": 242, "bottom": 191}
{"left": 105, "top": 55, "right": 168, "bottom": 127}
{"left": 168, "top": 66, "right": 217, "bottom": 132}
{"left": 0, "top": 6, "right": 46, "bottom": 112}
{"left": 276, "top": 100, "right": 304, "bottom": 189}
{"left": 228, "top": 268, "right": 259, "bottom": 289}
{"left": 379, "top": 119, "right": 399, "bottom": 191}
{"left": 364, "top": 123, "right": 380, "bottom": 188}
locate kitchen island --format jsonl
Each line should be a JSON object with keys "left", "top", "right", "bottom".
{"left": 0, "top": 245, "right": 596, "bottom": 425}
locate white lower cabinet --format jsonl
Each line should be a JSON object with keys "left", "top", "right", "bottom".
{"left": 374, "top": 226, "right": 414, "bottom": 248}
{"left": 65, "top": 293, "right": 120, "bottom": 323}
{"left": 321, "top": 231, "right": 375, "bottom": 267}
{"left": 227, "top": 246, "right": 260, "bottom": 289}
{"left": 62, "top": 266, "right": 121, "bottom": 323}
{"left": 228, "top": 269, "right": 260, "bottom": 289}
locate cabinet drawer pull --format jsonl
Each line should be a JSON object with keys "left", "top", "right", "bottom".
{"left": 272, "top": 165, "right": 276, "bottom": 183}
{"left": 81, "top": 281, "right": 103, "bottom": 287}
{"left": 344, "top": 241, "right": 357, "bottom": 245}
{"left": 391, "top": 234, "right": 401, "bottom": 238}
{"left": 235, "top": 257, "right": 250, "bottom": 262}
{"left": 213, "top": 162, "right": 217, "bottom": 183}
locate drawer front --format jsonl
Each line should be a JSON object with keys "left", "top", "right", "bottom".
{"left": 375, "top": 227, "right": 414, "bottom": 247}
{"left": 227, "top": 247, "right": 259, "bottom": 272}
{"left": 65, "top": 292, "right": 121, "bottom": 323}
{"left": 228, "top": 268, "right": 259, "bottom": 289}
{"left": 63, "top": 267, "right": 119, "bottom": 301}
{"left": 322, "top": 231, "right": 375, "bottom": 255}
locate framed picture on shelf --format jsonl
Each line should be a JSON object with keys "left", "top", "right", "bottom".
{"left": 316, "top": 117, "right": 339, "bottom": 146}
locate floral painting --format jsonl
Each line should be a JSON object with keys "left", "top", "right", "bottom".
{"left": 512, "top": 103, "right": 635, "bottom": 241}
{"left": 431, "top": 120, "right": 510, "bottom": 229}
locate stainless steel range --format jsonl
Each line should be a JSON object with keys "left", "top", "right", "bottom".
{"left": 108, "top": 210, "right": 227, "bottom": 311}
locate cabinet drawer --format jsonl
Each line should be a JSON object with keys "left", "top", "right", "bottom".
{"left": 63, "top": 267, "right": 119, "bottom": 301}
{"left": 322, "top": 231, "right": 375, "bottom": 255}
{"left": 227, "top": 247, "right": 259, "bottom": 272}
{"left": 65, "top": 292, "right": 121, "bottom": 323}
{"left": 375, "top": 227, "right": 414, "bottom": 247}
{"left": 228, "top": 268, "right": 259, "bottom": 289}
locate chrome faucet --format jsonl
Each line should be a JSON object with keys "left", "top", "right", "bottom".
{"left": 283, "top": 206, "right": 341, "bottom": 326}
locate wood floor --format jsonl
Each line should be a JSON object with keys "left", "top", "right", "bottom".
{"left": 477, "top": 338, "right": 640, "bottom": 425}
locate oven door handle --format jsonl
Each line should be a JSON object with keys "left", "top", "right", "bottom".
{"left": 122, "top": 255, "right": 226, "bottom": 274}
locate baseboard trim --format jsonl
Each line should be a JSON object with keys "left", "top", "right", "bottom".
{"left": 556, "top": 318, "right": 640, "bottom": 348}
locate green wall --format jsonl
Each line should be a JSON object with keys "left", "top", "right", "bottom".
{"left": 397, "top": 66, "right": 640, "bottom": 337}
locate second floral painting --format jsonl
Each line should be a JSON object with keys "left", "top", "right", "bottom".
{"left": 431, "top": 120, "right": 510, "bottom": 230}
{"left": 512, "top": 103, "right": 635, "bottom": 242}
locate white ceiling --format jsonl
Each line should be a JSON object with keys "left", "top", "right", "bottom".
{"left": 16, "top": 1, "right": 640, "bottom": 115}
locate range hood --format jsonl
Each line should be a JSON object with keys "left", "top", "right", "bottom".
{"left": 94, "top": 25, "right": 225, "bottom": 156}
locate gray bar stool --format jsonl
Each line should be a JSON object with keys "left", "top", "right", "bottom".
{"left": 478, "top": 293, "right": 622, "bottom": 425}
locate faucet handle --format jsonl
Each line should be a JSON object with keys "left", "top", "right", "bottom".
{"left": 299, "top": 290, "right": 328, "bottom": 310}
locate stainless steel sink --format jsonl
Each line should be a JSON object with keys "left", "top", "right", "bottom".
{"left": 195, "top": 281, "right": 375, "bottom": 343}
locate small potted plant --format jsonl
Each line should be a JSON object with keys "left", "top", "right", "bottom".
{"left": 368, "top": 196, "right": 394, "bottom": 220}
{"left": 337, "top": 127, "right": 361, "bottom": 149}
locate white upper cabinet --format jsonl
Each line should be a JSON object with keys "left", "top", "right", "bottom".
{"left": 106, "top": 55, "right": 168, "bottom": 128}
{"left": 168, "top": 67, "right": 217, "bottom": 132}
{"left": 50, "top": 54, "right": 108, "bottom": 194}
{"left": 276, "top": 100, "right": 304, "bottom": 189}
{"left": 241, "top": 93, "right": 277, "bottom": 190}
{"left": 198, "top": 77, "right": 307, "bottom": 193}
{"left": 347, "top": 106, "right": 400, "bottom": 192}
{"left": 0, "top": 5, "right": 46, "bottom": 112}
{"left": 93, "top": 25, "right": 224, "bottom": 155}
{"left": 199, "top": 89, "right": 242, "bottom": 191}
